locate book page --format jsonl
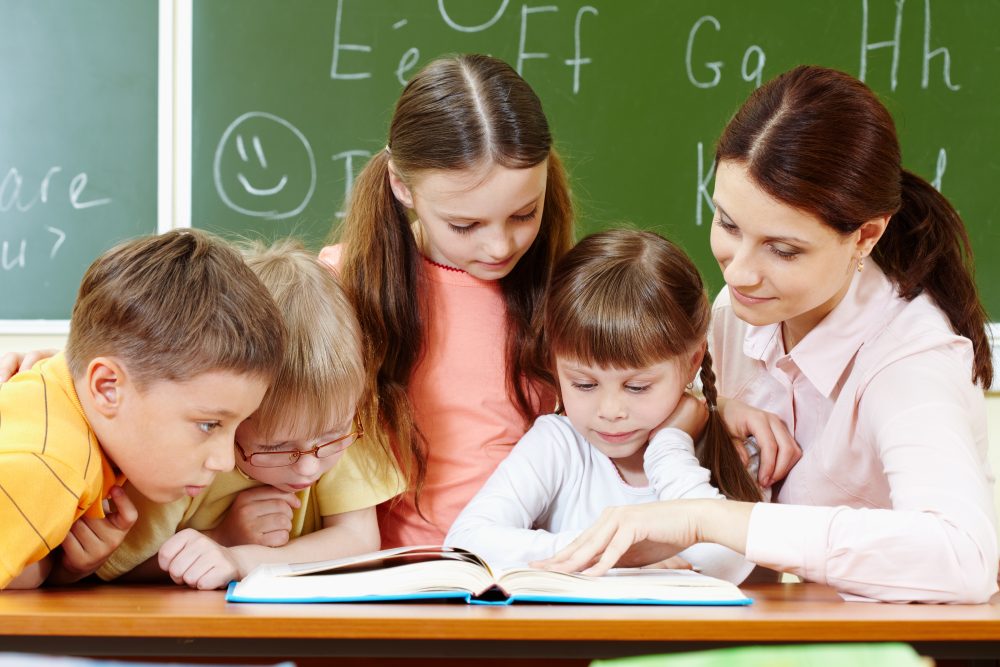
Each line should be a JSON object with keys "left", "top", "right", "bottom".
{"left": 494, "top": 567, "right": 749, "bottom": 603}
{"left": 232, "top": 546, "right": 497, "bottom": 601}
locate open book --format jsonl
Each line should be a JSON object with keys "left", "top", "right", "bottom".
{"left": 225, "top": 545, "right": 752, "bottom": 606}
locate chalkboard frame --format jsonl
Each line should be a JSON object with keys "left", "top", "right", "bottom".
{"left": 0, "top": 0, "right": 171, "bottom": 333}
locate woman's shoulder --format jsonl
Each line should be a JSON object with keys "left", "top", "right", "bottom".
{"left": 864, "top": 289, "right": 974, "bottom": 372}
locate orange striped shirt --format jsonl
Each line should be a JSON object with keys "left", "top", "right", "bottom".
{"left": 0, "top": 354, "right": 119, "bottom": 588}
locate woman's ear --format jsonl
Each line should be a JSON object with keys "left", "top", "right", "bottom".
{"left": 856, "top": 214, "right": 891, "bottom": 258}
{"left": 387, "top": 160, "right": 414, "bottom": 209}
{"left": 86, "top": 357, "right": 126, "bottom": 418}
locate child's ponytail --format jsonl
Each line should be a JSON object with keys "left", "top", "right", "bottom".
{"left": 698, "top": 351, "right": 762, "bottom": 502}
{"left": 339, "top": 148, "right": 428, "bottom": 503}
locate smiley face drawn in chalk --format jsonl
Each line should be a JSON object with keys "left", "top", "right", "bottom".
{"left": 213, "top": 112, "right": 316, "bottom": 219}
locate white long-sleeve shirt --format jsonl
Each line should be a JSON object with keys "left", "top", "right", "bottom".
{"left": 445, "top": 414, "right": 754, "bottom": 583}
{"left": 711, "top": 262, "right": 998, "bottom": 603}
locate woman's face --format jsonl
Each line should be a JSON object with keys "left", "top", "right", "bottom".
{"left": 710, "top": 160, "right": 874, "bottom": 348}
{"left": 389, "top": 160, "right": 547, "bottom": 281}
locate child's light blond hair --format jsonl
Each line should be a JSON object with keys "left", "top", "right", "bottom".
{"left": 240, "top": 239, "right": 365, "bottom": 443}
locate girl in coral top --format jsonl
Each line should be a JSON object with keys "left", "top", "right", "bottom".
{"left": 539, "top": 65, "right": 997, "bottom": 604}
{"left": 321, "top": 54, "right": 575, "bottom": 548}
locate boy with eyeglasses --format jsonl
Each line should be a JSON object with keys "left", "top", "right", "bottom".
{"left": 96, "top": 240, "right": 403, "bottom": 590}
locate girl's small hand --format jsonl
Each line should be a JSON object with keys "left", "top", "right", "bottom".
{"left": 158, "top": 529, "right": 239, "bottom": 590}
{"left": 717, "top": 397, "right": 801, "bottom": 487}
{"left": 652, "top": 392, "right": 708, "bottom": 441}
{"left": 0, "top": 349, "right": 58, "bottom": 381}
{"left": 209, "top": 486, "right": 301, "bottom": 548}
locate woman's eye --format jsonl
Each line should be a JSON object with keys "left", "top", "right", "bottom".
{"left": 449, "top": 223, "right": 477, "bottom": 234}
{"left": 625, "top": 384, "right": 650, "bottom": 394}
{"left": 197, "top": 421, "right": 221, "bottom": 434}
{"left": 510, "top": 207, "right": 538, "bottom": 222}
{"left": 570, "top": 382, "right": 596, "bottom": 391}
{"left": 714, "top": 216, "right": 739, "bottom": 235}
{"left": 768, "top": 244, "right": 799, "bottom": 260}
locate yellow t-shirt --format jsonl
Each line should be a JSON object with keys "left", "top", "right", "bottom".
{"left": 98, "top": 438, "right": 403, "bottom": 579}
{"left": 0, "top": 354, "right": 119, "bottom": 588}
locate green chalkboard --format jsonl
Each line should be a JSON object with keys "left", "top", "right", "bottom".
{"left": 192, "top": 0, "right": 1000, "bottom": 316}
{"left": 0, "top": 0, "right": 159, "bottom": 322}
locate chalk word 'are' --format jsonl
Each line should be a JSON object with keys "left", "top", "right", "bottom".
{"left": 0, "top": 166, "right": 111, "bottom": 214}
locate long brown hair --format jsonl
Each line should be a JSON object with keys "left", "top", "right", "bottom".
{"left": 716, "top": 65, "right": 992, "bottom": 388}
{"left": 527, "top": 229, "right": 761, "bottom": 502}
{"left": 337, "top": 54, "right": 574, "bottom": 501}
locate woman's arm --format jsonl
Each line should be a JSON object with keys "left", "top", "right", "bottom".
{"left": 535, "top": 498, "right": 754, "bottom": 575}
{"left": 745, "top": 357, "right": 997, "bottom": 603}
{"left": 644, "top": 428, "right": 755, "bottom": 583}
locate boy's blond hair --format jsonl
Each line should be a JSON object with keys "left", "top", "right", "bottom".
{"left": 240, "top": 239, "right": 365, "bottom": 441}
{"left": 65, "top": 229, "right": 285, "bottom": 385}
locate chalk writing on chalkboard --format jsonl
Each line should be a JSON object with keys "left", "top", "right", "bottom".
{"left": 214, "top": 112, "right": 317, "bottom": 221}
{"left": 330, "top": 0, "right": 599, "bottom": 90}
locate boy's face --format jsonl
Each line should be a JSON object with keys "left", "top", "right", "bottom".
{"left": 234, "top": 410, "right": 356, "bottom": 493}
{"left": 93, "top": 365, "right": 269, "bottom": 503}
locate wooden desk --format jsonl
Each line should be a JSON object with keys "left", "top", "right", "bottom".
{"left": 2, "top": 583, "right": 1000, "bottom": 661}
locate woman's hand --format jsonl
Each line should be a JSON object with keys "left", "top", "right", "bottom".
{"left": 532, "top": 501, "right": 701, "bottom": 576}
{"left": 0, "top": 349, "right": 58, "bottom": 381}
{"left": 717, "top": 397, "right": 801, "bottom": 487}
{"left": 532, "top": 499, "right": 755, "bottom": 577}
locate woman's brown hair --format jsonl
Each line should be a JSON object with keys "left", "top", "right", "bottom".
{"left": 716, "top": 65, "right": 992, "bottom": 388}
{"left": 526, "top": 229, "right": 761, "bottom": 502}
{"left": 336, "top": 54, "right": 574, "bottom": 502}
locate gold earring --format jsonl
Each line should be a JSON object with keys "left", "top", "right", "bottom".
{"left": 857, "top": 255, "right": 865, "bottom": 273}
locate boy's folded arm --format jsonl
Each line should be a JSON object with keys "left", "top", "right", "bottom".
{"left": 0, "top": 453, "right": 86, "bottom": 589}
{"left": 46, "top": 485, "right": 139, "bottom": 585}
{"left": 6, "top": 557, "right": 53, "bottom": 589}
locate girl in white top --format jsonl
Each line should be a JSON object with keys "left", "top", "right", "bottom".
{"left": 446, "top": 229, "right": 762, "bottom": 583}
{"left": 538, "top": 66, "right": 997, "bottom": 603}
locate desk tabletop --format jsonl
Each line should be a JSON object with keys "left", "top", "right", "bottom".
{"left": 2, "top": 583, "right": 1000, "bottom": 644}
